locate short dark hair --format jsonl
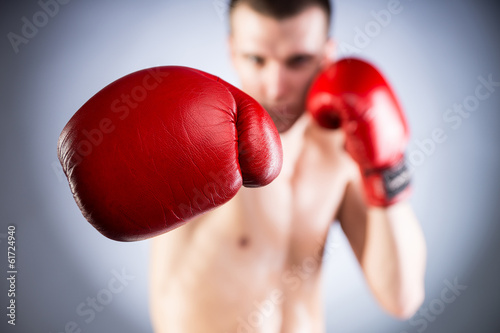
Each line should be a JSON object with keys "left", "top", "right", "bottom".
{"left": 229, "top": 0, "right": 332, "bottom": 28}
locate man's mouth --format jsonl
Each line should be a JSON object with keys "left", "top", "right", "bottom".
{"left": 263, "top": 103, "right": 304, "bottom": 132}
{"left": 264, "top": 104, "right": 298, "bottom": 120}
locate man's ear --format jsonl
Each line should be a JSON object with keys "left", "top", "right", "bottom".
{"left": 228, "top": 35, "right": 237, "bottom": 68}
{"left": 321, "top": 38, "right": 336, "bottom": 67}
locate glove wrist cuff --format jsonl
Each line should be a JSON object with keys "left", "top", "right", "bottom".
{"left": 361, "top": 158, "right": 412, "bottom": 207}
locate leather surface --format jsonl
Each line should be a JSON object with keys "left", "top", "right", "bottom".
{"left": 307, "top": 58, "right": 411, "bottom": 206}
{"left": 58, "top": 66, "right": 282, "bottom": 241}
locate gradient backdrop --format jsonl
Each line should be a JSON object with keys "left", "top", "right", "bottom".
{"left": 1, "top": 0, "right": 499, "bottom": 332}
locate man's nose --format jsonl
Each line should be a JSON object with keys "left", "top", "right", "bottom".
{"left": 264, "top": 64, "right": 288, "bottom": 101}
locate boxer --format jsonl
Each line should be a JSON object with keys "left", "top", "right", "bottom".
{"left": 58, "top": 0, "right": 427, "bottom": 332}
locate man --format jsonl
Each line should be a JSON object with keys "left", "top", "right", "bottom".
{"left": 56, "top": 0, "right": 426, "bottom": 331}
{"left": 148, "top": 0, "right": 426, "bottom": 332}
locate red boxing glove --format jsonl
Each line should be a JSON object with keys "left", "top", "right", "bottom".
{"left": 307, "top": 58, "right": 411, "bottom": 206}
{"left": 58, "top": 66, "right": 282, "bottom": 241}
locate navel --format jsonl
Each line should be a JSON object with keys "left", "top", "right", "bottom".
{"left": 238, "top": 236, "right": 250, "bottom": 248}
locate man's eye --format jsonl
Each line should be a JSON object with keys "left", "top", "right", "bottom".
{"left": 288, "top": 56, "right": 312, "bottom": 68}
{"left": 248, "top": 56, "right": 265, "bottom": 66}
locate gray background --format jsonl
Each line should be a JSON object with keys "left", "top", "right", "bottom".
{"left": 1, "top": 0, "right": 499, "bottom": 332}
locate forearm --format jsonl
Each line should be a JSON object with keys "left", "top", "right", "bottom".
{"left": 360, "top": 202, "right": 426, "bottom": 319}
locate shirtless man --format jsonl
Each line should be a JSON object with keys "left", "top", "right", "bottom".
{"left": 148, "top": 0, "right": 426, "bottom": 332}
{"left": 56, "top": 0, "right": 427, "bottom": 331}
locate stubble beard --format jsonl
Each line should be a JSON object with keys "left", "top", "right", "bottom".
{"left": 264, "top": 103, "right": 305, "bottom": 133}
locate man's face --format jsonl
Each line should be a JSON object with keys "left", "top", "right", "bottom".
{"left": 229, "top": 4, "right": 334, "bottom": 132}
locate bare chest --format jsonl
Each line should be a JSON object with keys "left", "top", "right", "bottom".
{"left": 234, "top": 120, "right": 349, "bottom": 262}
